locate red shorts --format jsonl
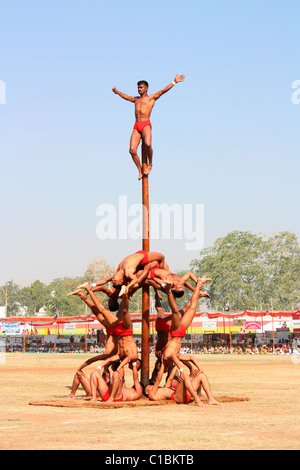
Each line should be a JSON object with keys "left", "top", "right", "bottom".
{"left": 149, "top": 267, "right": 159, "bottom": 280}
{"left": 170, "top": 325, "right": 186, "bottom": 338}
{"left": 114, "top": 394, "right": 124, "bottom": 402}
{"left": 171, "top": 391, "right": 191, "bottom": 404}
{"left": 113, "top": 320, "right": 133, "bottom": 337}
{"left": 106, "top": 327, "right": 116, "bottom": 335}
{"left": 155, "top": 318, "right": 171, "bottom": 333}
{"left": 134, "top": 120, "right": 152, "bottom": 134}
{"left": 102, "top": 389, "right": 110, "bottom": 402}
{"left": 136, "top": 250, "right": 149, "bottom": 265}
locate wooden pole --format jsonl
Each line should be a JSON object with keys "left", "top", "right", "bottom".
{"left": 228, "top": 315, "right": 233, "bottom": 351}
{"left": 54, "top": 323, "right": 57, "bottom": 353}
{"left": 141, "top": 143, "right": 150, "bottom": 386}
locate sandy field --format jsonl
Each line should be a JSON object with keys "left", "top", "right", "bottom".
{"left": 0, "top": 352, "right": 299, "bottom": 450}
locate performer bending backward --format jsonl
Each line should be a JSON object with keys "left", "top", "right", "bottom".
{"left": 78, "top": 251, "right": 170, "bottom": 303}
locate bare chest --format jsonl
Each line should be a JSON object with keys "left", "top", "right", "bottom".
{"left": 135, "top": 97, "right": 155, "bottom": 116}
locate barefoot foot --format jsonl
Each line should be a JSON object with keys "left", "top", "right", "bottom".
{"left": 208, "top": 398, "right": 221, "bottom": 405}
{"left": 143, "top": 164, "right": 152, "bottom": 176}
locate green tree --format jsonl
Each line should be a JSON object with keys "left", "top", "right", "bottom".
{"left": 0, "top": 281, "right": 24, "bottom": 317}
{"left": 46, "top": 277, "right": 86, "bottom": 317}
{"left": 263, "top": 232, "right": 300, "bottom": 310}
{"left": 190, "top": 231, "right": 300, "bottom": 311}
{"left": 23, "top": 280, "right": 49, "bottom": 315}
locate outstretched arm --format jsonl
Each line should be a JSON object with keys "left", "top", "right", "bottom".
{"left": 179, "top": 354, "right": 204, "bottom": 374}
{"left": 151, "top": 74, "right": 185, "bottom": 101}
{"left": 112, "top": 86, "right": 135, "bottom": 103}
{"left": 120, "top": 262, "right": 160, "bottom": 296}
{"left": 98, "top": 353, "right": 121, "bottom": 370}
{"left": 77, "top": 354, "right": 111, "bottom": 372}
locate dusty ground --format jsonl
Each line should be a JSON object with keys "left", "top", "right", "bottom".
{"left": 0, "top": 353, "right": 299, "bottom": 450}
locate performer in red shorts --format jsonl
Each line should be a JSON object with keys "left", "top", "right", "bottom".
{"left": 161, "top": 279, "right": 211, "bottom": 381}
{"left": 112, "top": 74, "right": 185, "bottom": 180}
{"left": 145, "top": 362, "right": 220, "bottom": 407}
{"left": 144, "top": 363, "right": 202, "bottom": 407}
{"left": 89, "top": 360, "right": 142, "bottom": 403}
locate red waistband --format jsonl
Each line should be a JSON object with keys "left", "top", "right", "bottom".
{"left": 170, "top": 325, "right": 186, "bottom": 338}
{"left": 113, "top": 320, "right": 133, "bottom": 337}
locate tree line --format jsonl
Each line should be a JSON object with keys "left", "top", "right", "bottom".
{"left": 1, "top": 231, "right": 299, "bottom": 318}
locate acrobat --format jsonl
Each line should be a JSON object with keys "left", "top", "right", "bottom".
{"left": 127, "top": 265, "right": 208, "bottom": 299}
{"left": 78, "top": 285, "right": 139, "bottom": 373}
{"left": 89, "top": 360, "right": 142, "bottom": 403}
{"left": 112, "top": 74, "right": 185, "bottom": 179}
{"left": 160, "top": 278, "right": 211, "bottom": 378}
{"left": 66, "top": 356, "right": 120, "bottom": 400}
{"left": 67, "top": 288, "right": 121, "bottom": 358}
{"left": 76, "top": 251, "right": 169, "bottom": 301}
{"left": 111, "top": 250, "right": 169, "bottom": 290}
{"left": 145, "top": 362, "right": 220, "bottom": 406}
{"left": 145, "top": 363, "right": 203, "bottom": 406}
{"left": 150, "top": 288, "right": 210, "bottom": 384}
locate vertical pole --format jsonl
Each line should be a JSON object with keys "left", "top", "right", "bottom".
{"left": 271, "top": 298, "right": 275, "bottom": 353}
{"left": 54, "top": 322, "right": 57, "bottom": 353}
{"left": 141, "top": 143, "right": 150, "bottom": 386}
{"left": 228, "top": 315, "right": 233, "bottom": 352}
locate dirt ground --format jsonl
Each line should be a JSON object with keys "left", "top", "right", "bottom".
{"left": 0, "top": 353, "right": 300, "bottom": 450}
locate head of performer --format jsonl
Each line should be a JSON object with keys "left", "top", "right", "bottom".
{"left": 171, "top": 280, "right": 185, "bottom": 298}
{"left": 108, "top": 298, "right": 119, "bottom": 312}
{"left": 137, "top": 80, "right": 148, "bottom": 96}
{"left": 111, "top": 269, "right": 124, "bottom": 288}
{"left": 129, "top": 358, "right": 142, "bottom": 371}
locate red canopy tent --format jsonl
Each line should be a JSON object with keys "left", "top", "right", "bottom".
{"left": 1, "top": 310, "right": 299, "bottom": 352}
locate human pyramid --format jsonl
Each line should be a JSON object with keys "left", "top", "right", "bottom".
{"left": 66, "top": 75, "right": 221, "bottom": 407}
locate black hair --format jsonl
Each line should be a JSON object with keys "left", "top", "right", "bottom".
{"left": 112, "top": 282, "right": 123, "bottom": 288}
{"left": 171, "top": 289, "right": 184, "bottom": 298}
{"left": 137, "top": 80, "right": 149, "bottom": 87}
{"left": 111, "top": 360, "right": 121, "bottom": 371}
{"left": 108, "top": 301, "right": 119, "bottom": 312}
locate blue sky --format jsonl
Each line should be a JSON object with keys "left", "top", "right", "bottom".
{"left": 0, "top": 0, "right": 299, "bottom": 287}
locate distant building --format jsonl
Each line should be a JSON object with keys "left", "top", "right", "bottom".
{"left": 35, "top": 307, "right": 47, "bottom": 318}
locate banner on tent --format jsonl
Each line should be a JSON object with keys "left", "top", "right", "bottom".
{"left": 202, "top": 321, "right": 217, "bottom": 332}
{"left": 244, "top": 321, "right": 262, "bottom": 331}
{"left": 290, "top": 320, "right": 300, "bottom": 331}
{"left": 1, "top": 321, "right": 21, "bottom": 335}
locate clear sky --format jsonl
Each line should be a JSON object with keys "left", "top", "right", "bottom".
{"left": 0, "top": 0, "right": 299, "bottom": 287}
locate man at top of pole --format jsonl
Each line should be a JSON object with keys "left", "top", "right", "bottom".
{"left": 112, "top": 74, "right": 185, "bottom": 180}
